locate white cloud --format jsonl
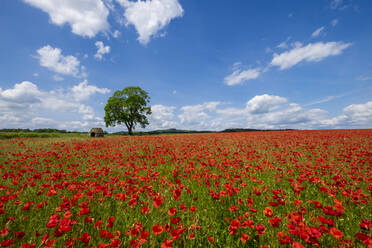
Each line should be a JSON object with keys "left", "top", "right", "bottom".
{"left": 33, "top": 73, "right": 39, "bottom": 77}
{"left": 271, "top": 41, "right": 352, "bottom": 70}
{"left": 341, "top": 102, "right": 372, "bottom": 126}
{"left": 24, "top": 0, "right": 110, "bottom": 37}
{"left": 149, "top": 104, "right": 177, "bottom": 129}
{"left": 178, "top": 102, "right": 221, "bottom": 125}
{"left": 0, "top": 81, "right": 41, "bottom": 105}
{"left": 169, "top": 94, "right": 372, "bottom": 130}
{"left": 53, "top": 75, "right": 64, "bottom": 81}
{"left": 112, "top": 30, "right": 121, "bottom": 38}
{"left": 36, "top": 45, "right": 85, "bottom": 78}
{"left": 245, "top": 94, "right": 287, "bottom": 114}
{"left": 117, "top": 0, "right": 184, "bottom": 45}
{"left": 224, "top": 68, "right": 261, "bottom": 86}
{"left": 71, "top": 80, "right": 110, "bottom": 101}
{"left": 0, "top": 80, "right": 110, "bottom": 130}
{"left": 324, "top": 102, "right": 372, "bottom": 128}
{"left": 331, "top": 19, "right": 339, "bottom": 26}
{"left": 31, "top": 117, "right": 58, "bottom": 126}
{"left": 277, "top": 41, "right": 288, "bottom": 49}
{"left": 277, "top": 37, "right": 291, "bottom": 49}
{"left": 311, "top": 26, "right": 325, "bottom": 38}
{"left": 291, "top": 41, "right": 303, "bottom": 49}
{"left": 94, "top": 41, "right": 111, "bottom": 60}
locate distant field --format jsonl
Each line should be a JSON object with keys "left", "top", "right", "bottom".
{"left": 0, "top": 132, "right": 85, "bottom": 139}
{"left": 0, "top": 130, "right": 371, "bottom": 247}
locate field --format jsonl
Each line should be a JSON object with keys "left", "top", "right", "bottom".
{"left": 0, "top": 130, "right": 371, "bottom": 247}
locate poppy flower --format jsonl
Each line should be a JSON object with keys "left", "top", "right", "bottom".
{"left": 241, "top": 233, "right": 250, "bottom": 243}
{"left": 161, "top": 238, "right": 173, "bottom": 248}
{"left": 152, "top": 224, "right": 163, "bottom": 235}
{"left": 269, "top": 216, "right": 282, "bottom": 228}
{"left": 168, "top": 207, "right": 177, "bottom": 216}
{"left": 153, "top": 196, "right": 163, "bottom": 208}
{"left": 256, "top": 224, "right": 266, "bottom": 235}
{"left": 263, "top": 207, "right": 273, "bottom": 217}
{"left": 330, "top": 227, "right": 343, "bottom": 239}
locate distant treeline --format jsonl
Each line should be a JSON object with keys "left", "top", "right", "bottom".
{"left": 0, "top": 128, "right": 86, "bottom": 133}
{"left": 220, "top": 128, "right": 296, "bottom": 133}
{"left": 110, "top": 129, "right": 214, "bottom": 136}
{"left": 111, "top": 128, "right": 296, "bottom": 135}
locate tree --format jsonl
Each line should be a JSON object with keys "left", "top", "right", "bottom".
{"left": 104, "top": 87, "right": 151, "bottom": 135}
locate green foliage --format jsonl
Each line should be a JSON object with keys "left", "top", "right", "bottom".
{"left": 0, "top": 128, "right": 68, "bottom": 133}
{"left": 104, "top": 86, "right": 151, "bottom": 135}
{"left": 0, "top": 132, "right": 87, "bottom": 139}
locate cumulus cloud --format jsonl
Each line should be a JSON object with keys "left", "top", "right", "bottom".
{"left": 117, "top": 0, "right": 184, "bottom": 45}
{"left": 178, "top": 102, "right": 221, "bottom": 125}
{"left": 94, "top": 41, "right": 111, "bottom": 60}
{"left": 155, "top": 95, "right": 372, "bottom": 130}
{"left": 36, "top": 45, "right": 85, "bottom": 78}
{"left": 332, "top": 102, "right": 372, "bottom": 127}
{"left": 24, "top": 0, "right": 110, "bottom": 37}
{"left": 149, "top": 104, "right": 177, "bottom": 129}
{"left": 71, "top": 80, "right": 110, "bottom": 101}
{"left": 245, "top": 94, "right": 287, "bottom": 114}
{"left": 311, "top": 26, "right": 325, "bottom": 38}
{"left": 224, "top": 68, "right": 261, "bottom": 86}
{"left": 0, "top": 80, "right": 110, "bottom": 130}
{"left": 271, "top": 41, "right": 352, "bottom": 70}
{"left": 0, "top": 81, "right": 41, "bottom": 104}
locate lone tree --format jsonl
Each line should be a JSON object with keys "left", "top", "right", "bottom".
{"left": 104, "top": 87, "right": 151, "bottom": 135}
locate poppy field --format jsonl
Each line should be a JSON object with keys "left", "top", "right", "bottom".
{"left": 0, "top": 130, "right": 371, "bottom": 248}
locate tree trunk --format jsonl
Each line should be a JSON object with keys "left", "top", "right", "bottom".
{"left": 125, "top": 121, "right": 134, "bottom": 135}
{"left": 128, "top": 127, "right": 133, "bottom": 135}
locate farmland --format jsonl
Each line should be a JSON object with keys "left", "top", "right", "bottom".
{"left": 0, "top": 130, "right": 371, "bottom": 247}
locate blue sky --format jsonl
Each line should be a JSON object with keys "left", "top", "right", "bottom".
{"left": 0, "top": 0, "right": 371, "bottom": 131}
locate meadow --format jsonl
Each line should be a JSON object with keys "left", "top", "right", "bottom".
{"left": 0, "top": 130, "right": 370, "bottom": 247}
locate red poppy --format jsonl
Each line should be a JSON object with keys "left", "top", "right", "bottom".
{"left": 152, "top": 224, "right": 163, "bottom": 235}
{"left": 269, "top": 216, "right": 282, "bottom": 228}
{"left": 153, "top": 196, "right": 163, "bottom": 208}
{"left": 161, "top": 238, "right": 173, "bottom": 248}
{"left": 107, "top": 216, "right": 115, "bottom": 228}
{"left": 141, "top": 206, "right": 149, "bottom": 214}
{"left": 241, "top": 233, "right": 250, "bottom": 243}
{"left": 256, "top": 224, "right": 266, "bottom": 235}
{"left": 168, "top": 207, "right": 177, "bottom": 216}
{"left": 330, "top": 227, "right": 343, "bottom": 239}
{"left": 173, "top": 188, "right": 181, "bottom": 201}
{"left": 190, "top": 205, "right": 197, "bottom": 212}
{"left": 263, "top": 207, "right": 273, "bottom": 217}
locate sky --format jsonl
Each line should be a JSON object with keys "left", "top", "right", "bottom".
{"left": 0, "top": 0, "right": 371, "bottom": 132}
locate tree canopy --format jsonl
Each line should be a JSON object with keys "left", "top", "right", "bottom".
{"left": 104, "top": 87, "right": 151, "bottom": 135}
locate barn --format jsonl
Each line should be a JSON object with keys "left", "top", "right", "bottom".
{"left": 89, "top": 128, "right": 104, "bottom": 137}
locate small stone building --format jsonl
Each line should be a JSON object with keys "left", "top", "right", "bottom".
{"left": 89, "top": 128, "right": 104, "bottom": 137}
